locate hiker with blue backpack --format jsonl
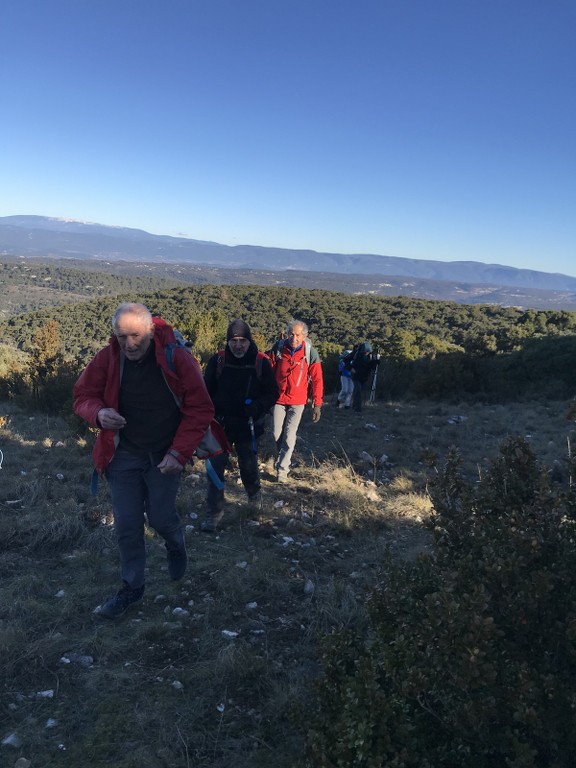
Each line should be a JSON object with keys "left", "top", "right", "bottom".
{"left": 201, "top": 319, "right": 279, "bottom": 531}
{"left": 73, "top": 302, "right": 216, "bottom": 619}
{"left": 336, "top": 346, "right": 355, "bottom": 409}
{"left": 268, "top": 319, "right": 324, "bottom": 483}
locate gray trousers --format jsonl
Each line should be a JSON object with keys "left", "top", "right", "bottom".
{"left": 272, "top": 403, "right": 305, "bottom": 474}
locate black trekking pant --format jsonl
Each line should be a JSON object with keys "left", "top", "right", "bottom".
{"left": 352, "top": 379, "right": 365, "bottom": 412}
{"left": 206, "top": 440, "right": 260, "bottom": 511}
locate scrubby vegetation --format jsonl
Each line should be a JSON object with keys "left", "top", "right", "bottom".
{"left": 307, "top": 437, "right": 576, "bottom": 767}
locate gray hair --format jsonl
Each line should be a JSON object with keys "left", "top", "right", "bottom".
{"left": 286, "top": 319, "right": 309, "bottom": 337}
{"left": 112, "top": 302, "right": 153, "bottom": 330}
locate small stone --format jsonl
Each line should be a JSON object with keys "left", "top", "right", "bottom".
{"left": 162, "top": 621, "right": 183, "bottom": 629}
{"left": 303, "top": 579, "right": 315, "bottom": 595}
{"left": 1, "top": 732, "right": 21, "bottom": 748}
{"left": 62, "top": 653, "right": 93, "bottom": 667}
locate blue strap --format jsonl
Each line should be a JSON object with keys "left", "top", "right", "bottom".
{"left": 165, "top": 343, "right": 176, "bottom": 372}
{"left": 205, "top": 458, "right": 225, "bottom": 490}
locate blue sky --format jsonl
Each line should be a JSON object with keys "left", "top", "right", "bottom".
{"left": 1, "top": 0, "right": 574, "bottom": 276}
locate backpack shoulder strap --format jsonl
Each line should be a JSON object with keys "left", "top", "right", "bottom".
{"left": 215, "top": 350, "right": 226, "bottom": 377}
{"left": 273, "top": 339, "right": 286, "bottom": 360}
{"left": 165, "top": 331, "right": 193, "bottom": 373}
{"left": 255, "top": 351, "right": 267, "bottom": 379}
{"left": 304, "top": 340, "right": 312, "bottom": 367}
{"left": 164, "top": 343, "right": 177, "bottom": 373}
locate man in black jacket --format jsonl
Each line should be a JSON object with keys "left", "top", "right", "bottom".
{"left": 350, "top": 341, "right": 379, "bottom": 412}
{"left": 201, "top": 319, "right": 279, "bottom": 531}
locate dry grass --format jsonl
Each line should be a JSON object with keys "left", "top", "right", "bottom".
{"left": 1, "top": 395, "right": 575, "bottom": 766}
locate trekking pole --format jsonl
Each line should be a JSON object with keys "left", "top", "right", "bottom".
{"left": 369, "top": 362, "right": 379, "bottom": 404}
{"left": 245, "top": 404, "right": 263, "bottom": 510}
{"left": 245, "top": 399, "right": 258, "bottom": 454}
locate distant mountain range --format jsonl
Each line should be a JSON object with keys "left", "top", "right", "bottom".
{"left": 2, "top": 215, "right": 576, "bottom": 310}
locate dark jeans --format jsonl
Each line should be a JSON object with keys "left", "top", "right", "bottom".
{"left": 206, "top": 441, "right": 260, "bottom": 511}
{"left": 352, "top": 379, "right": 365, "bottom": 412}
{"left": 105, "top": 449, "right": 185, "bottom": 589}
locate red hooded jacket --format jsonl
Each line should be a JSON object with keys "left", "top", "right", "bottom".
{"left": 269, "top": 340, "right": 324, "bottom": 407}
{"left": 73, "top": 317, "right": 215, "bottom": 474}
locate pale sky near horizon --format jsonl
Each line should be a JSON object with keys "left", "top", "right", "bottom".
{"left": 1, "top": 1, "right": 575, "bottom": 276}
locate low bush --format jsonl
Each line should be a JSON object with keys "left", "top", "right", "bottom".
{"left": 306, "top": 437, "right": 576, "bottom": 767}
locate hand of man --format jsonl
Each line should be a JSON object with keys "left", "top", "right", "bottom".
{"left": 157, "top": 453, "right": 184, "bottom": 475}
{"left": 97, "top": 408, "right": 126, "bottom": 430}
{"left": 312, "top": 405, "right": 322, "bottom": 423}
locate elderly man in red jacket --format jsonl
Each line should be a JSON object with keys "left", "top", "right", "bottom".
{"left": 268, "top": 319, "right": 324, "bottom": 483}
{"left": 74, "top": 302, "right": 214, "bottom": 618}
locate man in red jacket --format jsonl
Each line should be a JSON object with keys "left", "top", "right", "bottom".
{"left": 74, "top": 302, "right": 214, "bottom": 618}
{"left": 268, "top": 319, "right": 323, "bottom": 482}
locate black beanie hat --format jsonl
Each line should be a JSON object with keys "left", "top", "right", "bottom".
{"left": 227, "top": 319, "right": 252, "bottom": 341}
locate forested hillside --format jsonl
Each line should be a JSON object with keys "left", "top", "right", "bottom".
{"left": 2, "top": 281, "right": 576, "bottom": 405}
{"left": 4, "top": 281, "right": 576, "bottom": 354}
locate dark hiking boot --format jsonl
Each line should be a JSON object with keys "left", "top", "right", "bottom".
{"left": 200, "top": 509, "right": 224, "bottom": 533}
{"left": 167, "top": 546, "right": 188, "bottom": 581}
{"left": 247, "top": 489, "right": 262, "bottom": 505}
{"left": 96, "top": 583, "right": 144, "bottom": 619}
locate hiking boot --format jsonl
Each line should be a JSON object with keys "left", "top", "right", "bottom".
{"left": 96, "top": 583, "right": 144, "bottom": 619}
{"left": 247, "top": 489, "right": 262, "bottom": 507}
{"left": 167, "top": 546, "right": 188, "bottom": 581}
{"left": 200, "top": 509, "right": 224, "bottom": 533}
{"left": 276, "top": 470, "right": 288, "bottom": 484}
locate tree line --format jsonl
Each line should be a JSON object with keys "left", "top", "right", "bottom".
{"left": 2, "top": 282, "right": 576, "bottom": 409}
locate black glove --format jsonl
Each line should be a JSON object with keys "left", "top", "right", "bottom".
{"left": 312, "top": 405, "right": 322, "bottom": 423}
{"left": 244, "top": 401, "right": 260, "bottom": 419}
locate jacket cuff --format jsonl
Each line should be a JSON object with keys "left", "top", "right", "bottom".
{"left": 168, "top": 448, "right": 186, "bottom": 465}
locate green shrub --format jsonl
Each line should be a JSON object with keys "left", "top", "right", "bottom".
{"left": 305, "top": 437, "right": 576, "bottom": 767}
